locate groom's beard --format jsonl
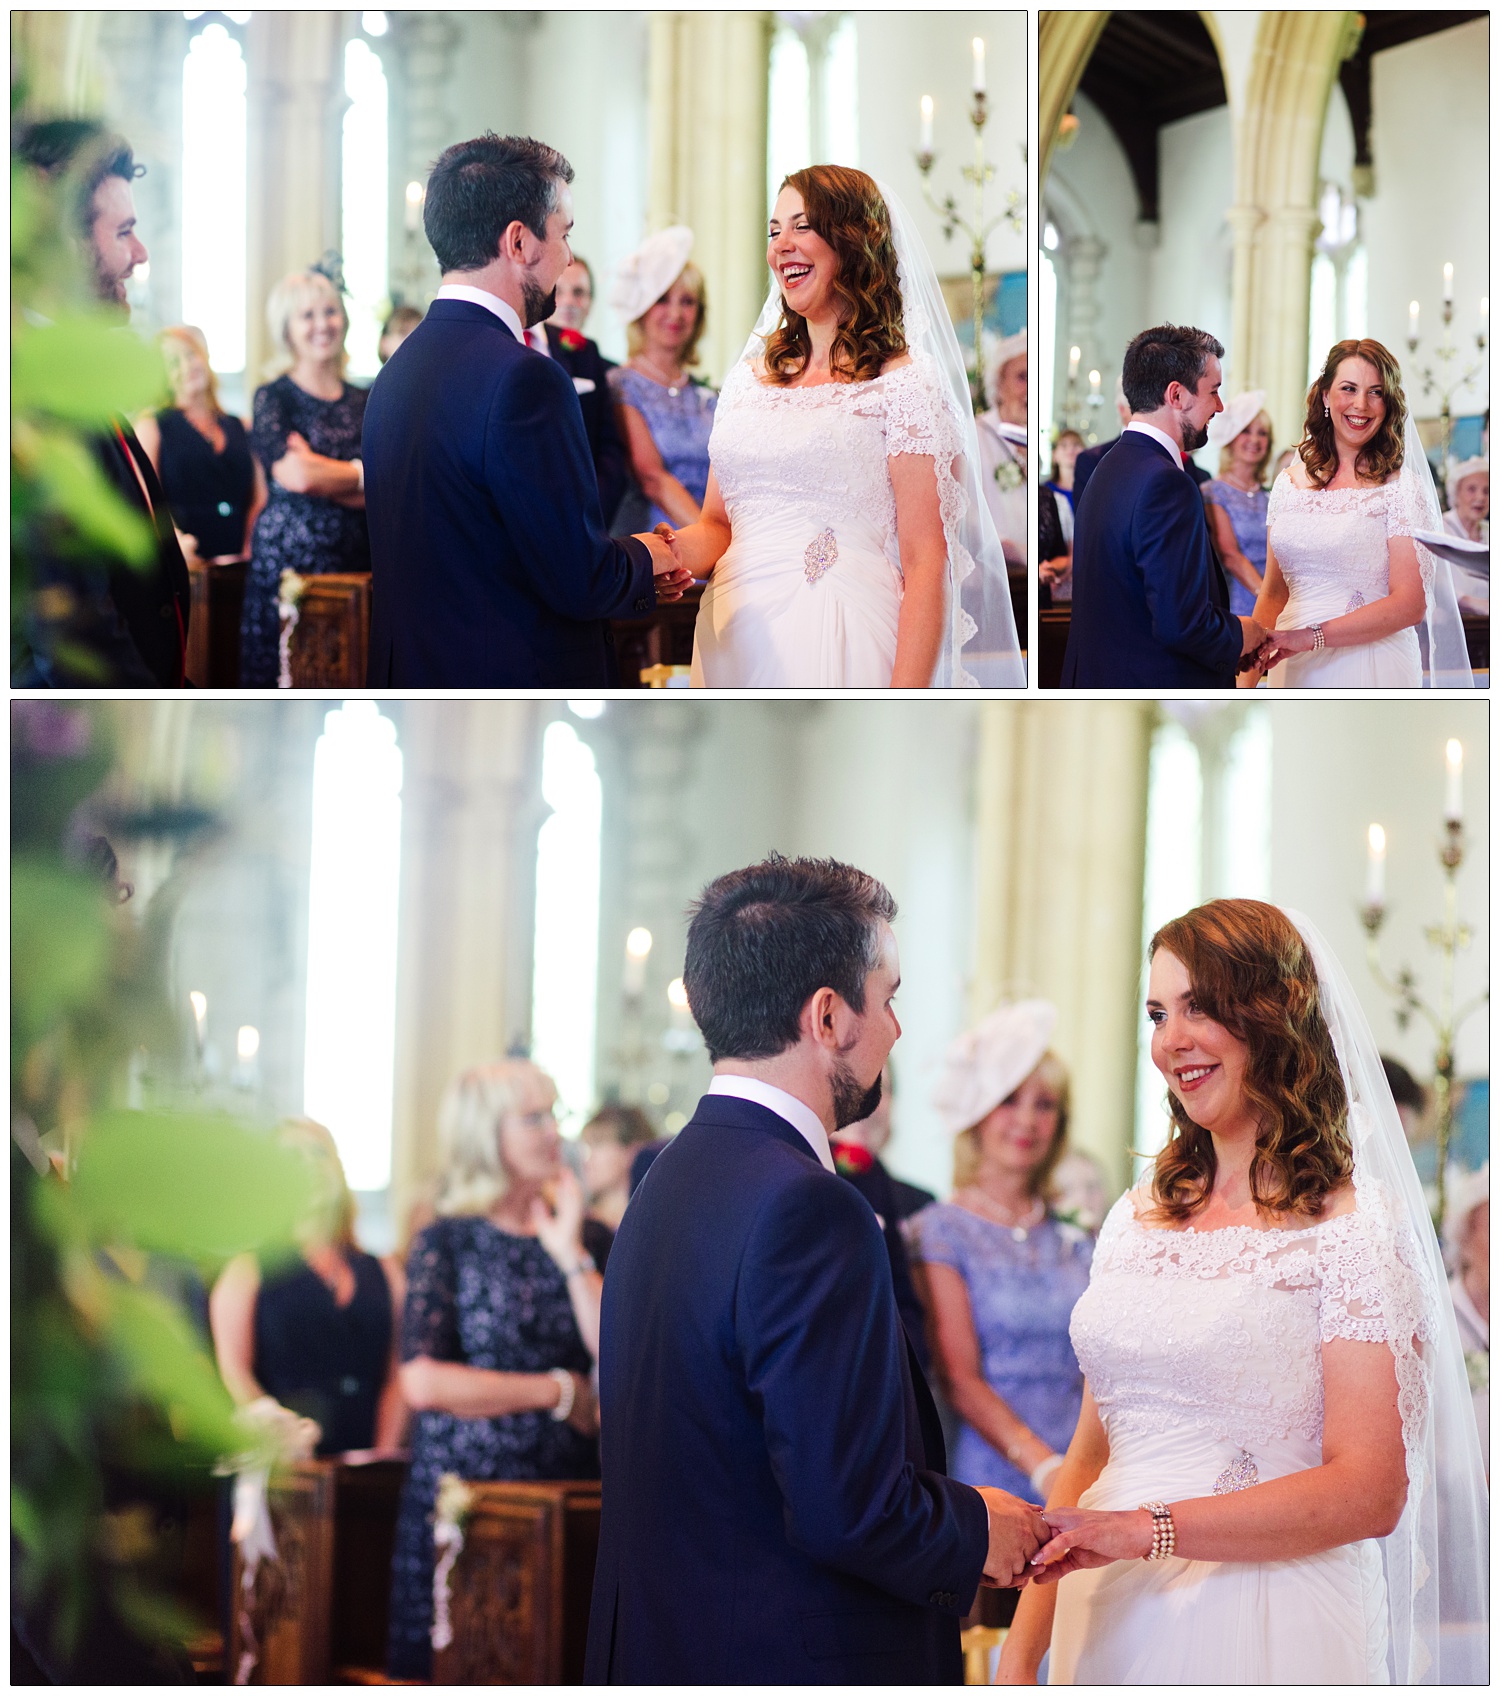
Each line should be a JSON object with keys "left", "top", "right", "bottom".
{"left": 1180, "top": 417, "right": 1210, "bottom": 455}
{"left": 521, "top": 281, "right": 557, "bottom": 329}
{"left": 831, "top": 1060, "right": 883, "bottom": 1132}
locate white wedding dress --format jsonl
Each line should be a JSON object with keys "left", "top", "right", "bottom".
{"left": 1048, "top": 1168, "right": 1424, "bottom": 1684}
{"left": 1264, "top": 470, "right": 1426, "bottom": 687}
{"left": 690, "top": 358, "right": 962, "bottom": 687}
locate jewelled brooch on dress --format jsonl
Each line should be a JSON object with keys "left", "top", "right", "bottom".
{"left": 804, "top": 527, "right": 838, "bottom": 585}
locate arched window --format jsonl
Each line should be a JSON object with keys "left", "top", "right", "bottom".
{"left": 181, "top": 14, "right": 249, "bottom": 377}
{"left": 767, "top": 23, "right": 812, "bottom": 212}
{"left": 532, "top": 720, "right": 603, "bottom": 1139}
{"left": 767, "top": 13, "right": 859, "bottom": 214}
{"left": 303, "top": 702, "right": 404, "bottom": 1192}
{"left": 342, "top": 26, "right": 390, "bottom": 379}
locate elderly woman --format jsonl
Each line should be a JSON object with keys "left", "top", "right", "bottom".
{"left": 607, "top": 227, "right": 717, "bottom": 530}
{"left": 976, "top": 330, "right": 1029, "bottom": 569}
{"left": 1443, "top": 456, "right": 1488, "bottom": 612}
{"left": 136, "top": 325, "right": 264, "bottom": 564}
{"left": 1204, "top": 390, "right": 1274, "bottom": 619}
{"left": 1445, "top": 1163, "right": 1489, "bottom": 1473}
{"left": 210, "top": 1118, "right": 405, "bottom": 1456}
{"left": 386, "top": 1061, "right": 607, "bottom": 1680}
{"left": 239, "top": 267, "right": 370, "bottom": 686}
{"left": 907, "top": 1002, "right": 1093, "bottom": 1516}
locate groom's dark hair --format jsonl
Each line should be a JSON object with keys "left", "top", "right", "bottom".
{"left": 424, "top": 133, "right": 574, "bottom": 273}
{"left": 1122, "top": 324, "right": 1224, "bottom": 414}
{"left": 683, "top": 855, "right": 897, "bottom": 1063}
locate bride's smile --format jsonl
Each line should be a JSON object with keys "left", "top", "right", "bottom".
{"left": 766, "top": 187, "right": 839, "bottom": 320}
{"left": 1147, "top": 948, "right": 1253, "bottom": 1136}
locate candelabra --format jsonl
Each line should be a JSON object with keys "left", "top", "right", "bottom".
{"left": 1359, "top": 792, "right": 1487, "bottom": 1235}
{"left": 915, "top": 64, "right": 1024, "bottom": 412}
{"left": 1406, "top": 269, "right": 1488, "bottom": 486}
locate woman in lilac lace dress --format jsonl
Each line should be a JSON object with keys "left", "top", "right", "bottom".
{"left": 386, "top": 1062, "right": 608, "bottom": 1680}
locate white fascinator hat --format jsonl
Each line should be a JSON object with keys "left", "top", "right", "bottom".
{"left": 982, "top": 328, "right": 1028, "bottom": 407}
{"left": 1207, "top": 388, "right": 1268, "bottom": 451}
{"left": 609, "top": 226, "right": 695, "bottom": 326}
{"left": 932, "top": 999, "right": 1057, "bottom": 1137}
{"left": 1445, "top": 455, "right": 1488, "bottom": 504}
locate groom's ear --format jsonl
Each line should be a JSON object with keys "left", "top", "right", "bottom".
{"left": 800, "top": 985, "right": 843, "bottom": 1050}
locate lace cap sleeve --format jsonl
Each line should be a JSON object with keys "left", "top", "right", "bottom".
{"left": 1317, "top": 1186, "right": 1432, "bottom": 1352}
{"left": 883, "top": 360, "right": 961, "bottom": 462}
{"left": 1266, "top": 467, "right": 1292, "bottom": 528}
{"left": 400, "top": 1218, "right": 462, "bottom": 1362}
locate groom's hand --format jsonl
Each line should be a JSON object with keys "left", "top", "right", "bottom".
{"left": 975, "top": 1486, "right": 1050, "bottom": 1588}
{"left": 636, "top": 531, "right": 693, "bottom": 602}
{"left": 1236, "top": 615, "right": 1268, "bottom": 657}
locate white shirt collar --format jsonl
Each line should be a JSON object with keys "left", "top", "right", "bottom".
{"left": 435, "top": 283, "right": 525, "bottom": 345}
{"left": 1125, "top": 418, "right": 1184, "bottom": 469}
{"left": 707, "top": 1075, "right": 835, "bottom": 1173}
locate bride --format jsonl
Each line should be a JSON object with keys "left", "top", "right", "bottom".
{"left": 997, "top": 900, "right": 1487, "bottom": 1685}
{"left": 655, "top": 165, "right": 1023, "bottom": 688}
{"left": 1248, "top": 339, "right": 1472, "bottom": 687}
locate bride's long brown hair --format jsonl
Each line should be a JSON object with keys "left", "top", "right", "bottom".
{"left": 762, "top": 165, "right": 906, "bottom": 386}
{"left": 1146, "top": 900, "right": 1352, "bottom": 1226}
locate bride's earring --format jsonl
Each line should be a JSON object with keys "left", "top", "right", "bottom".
{"left": 1323, "top": 401, "right": 1331, "bottom": 417}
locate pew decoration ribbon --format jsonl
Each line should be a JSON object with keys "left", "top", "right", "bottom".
{"left": 276, "top": 569, "right": 308, "bottom": 689}
{"left": 217, "top": 1396, "right": 321, "bottom": 1685}
{"left": 432, "top": 1473, "right": 476, "bottom": 1653}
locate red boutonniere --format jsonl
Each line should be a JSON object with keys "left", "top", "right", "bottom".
{"left": 830, "top": 1139, "right": 874, "bottom": 1177}
{"left": 557, "top": 327, "right": 587, "bottom": 353}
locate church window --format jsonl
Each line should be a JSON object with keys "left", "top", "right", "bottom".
{"left": 768, "top": 24, "right": 812, "bottom": 212}
{"left": 342, "top": 35, "right": 390, "bottom": 378}
{"left": 181, "top": 16, "right": 249, "bottom": 376}
{"left": 1038, "top": 243, "right": 1058, "bottom": 451}
{"left": 768, "top": 13, "right": 859, "bottom": 213}
{"left": 303, "top": 703, "right": 404, "bottom": 1192}
{"left": 532, "top": 721, "right": 603, "bottom": 1140}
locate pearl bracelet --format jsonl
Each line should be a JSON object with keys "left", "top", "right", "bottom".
{"left": 1310, "top": 623, "right": 1325, "bottom": 652}
{"left": 548, "top": 1366, "right": 576, "bottom": 1422}
{"left": 1140, "top": 1500, "right": 1176, "bottom": 1561}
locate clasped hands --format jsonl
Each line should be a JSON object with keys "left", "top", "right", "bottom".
{"left": 1237, "top": 616, "right": 1323, "bottom": 681}
{"left": 635, "top": 521, "right": 694, "bottom": 602}
{"left": 980, "top": 1492, "right": 1158, "bottom": 1589}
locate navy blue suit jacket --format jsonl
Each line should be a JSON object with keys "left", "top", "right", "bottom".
{"left": 361, "top": 299, "right": 656, "bottom": 686}
{"left": 1062, "top": 428, "right": 1242, "bottom": 688}
{"left": 585, "top": 1094, "right": 989, "bottom": 1685}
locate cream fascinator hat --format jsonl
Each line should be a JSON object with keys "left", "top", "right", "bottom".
{"left": 1207, "top": 388, "right": 1267, "bottom": 451}
{"left": 609, "top": 226, "right": 695, "bottom": 326}
{"left": 932, "top": 999, "right": 1057, "bottom": 1137}
{"left": 1445, "top": 455, "right": 1488, "bottom": 504}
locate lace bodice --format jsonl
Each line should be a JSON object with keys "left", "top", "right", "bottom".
{"left": 709, "top": 356, "right": 965, "bottom": 550}
{"left": 1266, "top": 469, "right": 1433, "bottom": 615}
{"left": 1071, "top": 1172, "right": 1429, "bottom": 1457}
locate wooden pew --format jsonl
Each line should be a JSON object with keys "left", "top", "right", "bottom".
{"left": 1462, "top": 611, "right": 1488, "bottom": 677}
{"left": 431, "top": 1480, "right": 602, "bottom": 1685}
{"left": 227, "top": 1456, "right": 406, "bottom": 1685}
{"left": 611, "top": 584, "right": 703, "bottom": 686}
{"left": 185, "top": 557, "right": 248, "bottom": 688}
{"left": 1039, "top": 605, "right": 1071, "bottom": 688}
{"left": 279, "top": 573, "right": 373, "bottom": 688}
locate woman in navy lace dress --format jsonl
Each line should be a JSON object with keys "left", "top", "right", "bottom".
{"left": 607, "top": 227, "right": 716, "bottom": 532}
{"left": 239, "top": 269, "right": 370, "bottom": 685}
{"left": 386, "top": 1061, "right": 608, "bottom": 1680}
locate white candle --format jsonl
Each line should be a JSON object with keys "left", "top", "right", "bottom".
{"left": 405, "top": 180, "right": 425, "bottom": 233}
{"left": 1366, "top": 824, "right": 1386, "bottom": 905}
{"left": 624, "top": 926, "right": 652, "bottom": 996}
{"left": 1409, "top": 300, "right": 1420, "bottom": 341}
{"left": 1443, "top": 262, "right": 1454, "bottom": 305}
{"left": 1444, "top": 740, "right": 1463, "bottom": 823}
{"left": 919, "top": 95, "right": 934, "bottom": 152}
{"left": 972, "top": 37, "right": 986, "bottom": 95}
{"left": 1089, "top": 369, "right": 1101, "bottom": 397}
{"left": 1068, "top": 345, "right": 1081, "bottom": 380}
{"left": 237, "top": 1025, "right": 260, "bottom": 1062}
{"left": 667, "top": 977, "right": 691, "bottom": 1027}
{"left": 189, "top": 990, "right": 207, "bottom": 1056}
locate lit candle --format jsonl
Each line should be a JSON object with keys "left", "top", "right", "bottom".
{"left": 189, "top": 990, "right": 207, "bottom": 1058}
{"left": 1366, "top": 824, "right": 1386, "bottom": 906}
{"left": 405, "top": 180, "right": 425, "bottom": 233}
{"left": 235, "top": 1024, "right": 260, "bottom": 1089}
{"left": 666, "top": 977, "right": 691, "bottom": 1027}
{"left": 624, "top": 926, "right": 653, "bottom": 996}
{"left": 1089, "top": 369, "right": 1101, "bottom": 397}
{"left": 1068, "top": 345, "right": 1081, "bottom": 380}
{"left": 919, "top": 95, "right": 934, "bottom": 152}
{"left": 1443, "top": 262, "right": 1454, "bottom": 305}
{"left": 972, "top": 36, "right": 986, "bottom": 95}
{"left": 1409, "top": 300, "right": 1420, "bottom": 341}
{"left": 1444, "top": 739, "right": 1463, "bottom": 823}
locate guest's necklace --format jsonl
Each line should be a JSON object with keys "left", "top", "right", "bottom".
{"left": 965, "top": 1187, "right": 1046, "bottom": 1242}
{"left": 633, "top": 354, "right": 687, "bottom": 397}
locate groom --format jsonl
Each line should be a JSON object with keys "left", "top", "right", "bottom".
{"left": 586, "top": 855, "right": 1048, "bottom": 1685}
{"left": 362, "top": 134, "right": 689, "bottom": 686}
{"left": 1062, "top": 323, "right": 1265, "bottom": 688}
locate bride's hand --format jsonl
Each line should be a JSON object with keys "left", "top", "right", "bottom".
{"left": 1262, "top": 626, "right": 1318, "bottom": 658}
{"left": 1027, "top": 1505, "right": 1154, "bottom": 1584}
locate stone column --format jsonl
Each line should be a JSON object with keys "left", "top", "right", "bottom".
{"left": 387, "top": 701, "right": 545, "bottom": 1238}
{"left": 389, "top": 9, "right": 459, "bottom": 308}
{"left": 971, "top": 700, "right": 1154, "bottom": 1194}
{"left": 647, "top": 11, "right": 772, "bottom": 386}
{"left": 245, "top": 12, "right": 348, "bottom": 383}
{"left": 1038, "top": 11, "right": 1109, "bottom": 187}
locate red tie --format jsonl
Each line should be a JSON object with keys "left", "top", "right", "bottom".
{"left": 525, "top": 325, "right": 549, "bottom": 356}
